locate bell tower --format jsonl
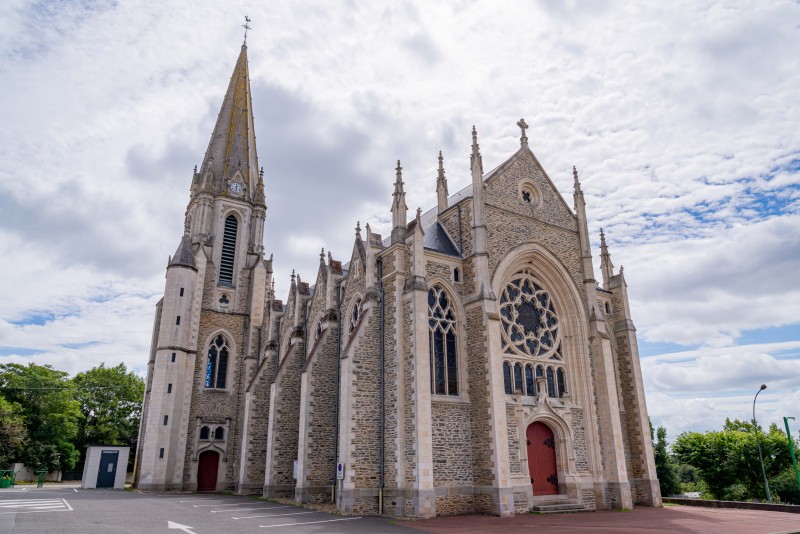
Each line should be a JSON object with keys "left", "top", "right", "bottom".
{"left": 135, "top": 40, "right": 272, "bottom": 492}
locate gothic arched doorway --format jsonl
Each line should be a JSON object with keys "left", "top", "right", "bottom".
{"left": 527, "top": 421, "right": 558, "bottom": 496}
{"left": 197, "top": 450, "right": 219, "bottom": 492}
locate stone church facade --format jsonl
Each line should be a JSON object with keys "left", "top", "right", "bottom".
{"left": 134, "top": 44, "right": 661, "bottom": 518}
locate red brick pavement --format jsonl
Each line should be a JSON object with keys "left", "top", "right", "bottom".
{"left": 402, "top": 505, "right": 800, "bottom": 534}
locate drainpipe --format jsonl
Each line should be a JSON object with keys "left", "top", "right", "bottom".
{"left": 332, "top": 283, "right": 342, "bottom": 503}
{"left": 457, "top": 204, "right": 463, "bottom": 255}
{"left": 378, "top": 257, "right": 385, "bottom": 515}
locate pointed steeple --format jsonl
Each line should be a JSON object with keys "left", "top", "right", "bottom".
{"left": 436, "top": 151, "right": 448, "bottom": 213}
{"left": 470, "top": 125, "right": 483, "bottom": 176}
{"left": 168, "top": 232, "right": 196, "bottom": 269}
{"left": 197, "top": 44, "right": 259, "bottom": 197}
{"left": 600, "top": 228, "right": 614, "bottom": 289}
{"left": 391, "top": 160, "right": 408, "bottom": 244}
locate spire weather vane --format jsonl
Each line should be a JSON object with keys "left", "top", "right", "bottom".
{"left": 242, "top": 16, "right": 252, "bottom": 44}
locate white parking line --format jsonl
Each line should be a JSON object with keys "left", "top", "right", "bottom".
{"left": 210, "top": 505, "right": 292, "bottom": 513}
{"left": 0, "top": 498, "right": 73, "bottom": 515}
{"left": 179, "top": 499, "right": 230, "bottom": 503}
{"left": 233, "top": 511, "right": 316, "bottom": 520}
{"left": 260, "top": 517, "right": 362, "bottom": 528}
{"left": 192, "top": 502, "right": 249, "bottom": 507}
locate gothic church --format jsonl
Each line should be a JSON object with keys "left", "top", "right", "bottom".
{"left": 134, "top": 43, "right": 661, "bottom": 518}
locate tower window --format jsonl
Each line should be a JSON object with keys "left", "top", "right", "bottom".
{"left": 163, "top": 415, "right": 168, "bottom": 425}
{"left": 605, "top": 301, "right": 611, "bottom": 314}
{"left": 214, "top": 427, "right": 224, "bottom": 440}
{"left": 453, "top": 268, "right": 460, "bottom": 282}
{"left": 179, "top": 287, "right": 184, "bottom": 297}
{"left": 428, "top": 285, "right": 458, "bottom": 396}
{"left": 171, "top": 352, "right": 176, "bottom": 362}
{"left": 219, "top": 215, "right": 239, "bottom": 285}
{"left": 159, "top": 448, "right": 164, "bottom": 459}
{"left": 167, "top": 383, "right": 172, "bottom": 394}
{"left": 200, "top": 426, "right": 210, "bottom": 440}
{"left": 176, "top": 316, "right": 181, "bottom": 325}
{"left": 205, "top": 334, "right": 229, "bottom": 389}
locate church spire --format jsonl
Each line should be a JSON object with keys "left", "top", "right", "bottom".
{"left": 391, "top": 160, "right": 408, "bottom": 244}
{"left": 197, "top": 43, "right": 259, "bottom": 198}
{"left": 600, "top": 228, "right": 614, "bottom": 289}
{"left": 436, "top": 151, "right": 448, "bottom": 213}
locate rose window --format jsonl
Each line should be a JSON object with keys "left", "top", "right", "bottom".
{"left": 499, "top": 271, "right": 559, "bottom": 358}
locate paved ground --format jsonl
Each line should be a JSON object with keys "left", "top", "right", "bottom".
{"left": 0, "top": 484, "right": 417, "bottom": 533}
{"left": 407, "top": 505, "right": 800, "bottom": 534}
{"left": 2, "top": 485, "right": 798, "bottom": 534}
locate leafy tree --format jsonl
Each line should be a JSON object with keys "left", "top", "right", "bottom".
{"left": 0, "top": 396, "right": 27, "bottom": 467}
{"left": 652, "top": 424, "right": 681, "bottom": 496}
{"left": 72, "top": 363, "right": 144, "bottom": 466}
{"left": 673, "top": 418, "right": 794, "bottom": 501}
{"left": 0, "top": 363, "right": 82, "bottom": 471}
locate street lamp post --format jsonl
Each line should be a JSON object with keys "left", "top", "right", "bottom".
{"left": 753, "top": 384, "right": 772, "bottom": 504}
{"left": 783, "top": 416, "right": 800, "bottom": 492}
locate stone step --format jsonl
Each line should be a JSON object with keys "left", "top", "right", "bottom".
{"left": 532, "top": 502, "right": 587, "bottom": 514}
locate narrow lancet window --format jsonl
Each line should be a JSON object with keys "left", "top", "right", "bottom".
{"left": 428, "top": 285, "right": 458, "bottom": 396}
{"left": 503, "top": 361, "right": 512, "bottom": 394}
{"left": 205, "top": 334, "right": 229, "bottom": 389}
{"left": 557, "top": 368, "right": 566, "bottom": 398}
{"left": 546, "top": 367, "right": 556, "bottom": 398}
{"left": 219, "top": 215, "right": 238, "bottom": 285}
{"left": 513, "top": 362, "right": 523, "bottom": 394}
{"left": 525, "top": 364, "right": 535, "bottom": 396}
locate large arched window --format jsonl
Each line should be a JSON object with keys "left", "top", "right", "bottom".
{"left": 428, "top": 285, "right": 458, "bottom": 396}
{"left": 205, "top": 334, "right": 229, "bottom": 389}
{"left": 219, "top": 215, "right": 238, "bottom": 285}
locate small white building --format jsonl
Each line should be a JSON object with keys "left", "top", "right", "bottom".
{"left": 82, "top": 446, "right": 129, "bottom": 489}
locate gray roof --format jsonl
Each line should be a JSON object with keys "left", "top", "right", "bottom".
{"left": 169, "top": 234, "right": 196, "bottom": 269}
{"left": 423, "top": 221, "right": 461, "bottom": 257}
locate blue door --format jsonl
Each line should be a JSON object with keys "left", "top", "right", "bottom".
{"left": 96, "top": 450, "right": 119, "bottom": 488}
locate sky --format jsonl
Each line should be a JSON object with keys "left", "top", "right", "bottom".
{"left": 0, "top": 0, "right": 798, "bottom": 441}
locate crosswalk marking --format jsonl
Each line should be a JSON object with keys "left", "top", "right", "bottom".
{"left": 0, "top": 498, "right": 73, "bottom": 514}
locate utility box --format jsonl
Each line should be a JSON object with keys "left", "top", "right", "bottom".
{"left": 81, "top": 446, "right": 130, "bottom": 489}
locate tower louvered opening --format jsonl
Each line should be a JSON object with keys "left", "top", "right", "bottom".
{"left": 219, "top": 215, "right": 238, "bottom": 285}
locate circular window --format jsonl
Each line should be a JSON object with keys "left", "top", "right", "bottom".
{"left": 499, "top": 270, "right": 559, "bottom": 358}
{"left": 518, "top": 181, "right": 541, "bottom": 208}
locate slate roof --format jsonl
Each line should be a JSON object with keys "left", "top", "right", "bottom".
{"left": 423, "top": 221, "right": 461, "bottom": 257}
{"left": 169, "top": 234, "right": 196, "bottom": 269}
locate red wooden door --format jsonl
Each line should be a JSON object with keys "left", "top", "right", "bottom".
{"left": 197, "top": 451, "right": 219, "bottom": 492}
{"left": 526, "top": 422, "right": 558, "bottom": 496}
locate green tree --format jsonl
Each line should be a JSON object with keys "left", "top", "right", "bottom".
{"left": 0, "top": 396, "right": 27, "bottom": 467}
{"left": 652, "top": 424, "right": 681, "bottom": 496}
{"left": 673, "top": 418, "right": 794, "bottom": 501}
{"left": 0, "top": 363, "right": 82, "bottom": 471}
{"left": 72, "top": 363, "right": 144, "bottom": 466}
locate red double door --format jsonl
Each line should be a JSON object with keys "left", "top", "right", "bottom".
{"left": 526, "top": 422, "right": 558, "bottom": 496}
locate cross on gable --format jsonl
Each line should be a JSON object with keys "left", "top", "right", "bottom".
{"left": 517, "top": 118, "right": 529, "bottom": 147}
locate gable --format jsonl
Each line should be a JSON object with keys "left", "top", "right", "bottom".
{"left": 484, "top": 149, "right": 577, "bottom": 231}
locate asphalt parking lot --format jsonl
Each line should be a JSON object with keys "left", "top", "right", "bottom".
{"left": 3, "top": 485, "right": 799, "bottom": 534}
{"left": 0, "top": 484, "right": 418, "bottom": 533}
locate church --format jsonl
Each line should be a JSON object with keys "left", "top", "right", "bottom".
{"left": 134, "top": 42, "right": 661, "bottom": 518}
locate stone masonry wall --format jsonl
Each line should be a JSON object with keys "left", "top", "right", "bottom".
{"left": 265, "top": 339, "right": 305, "bottom": 497}
{"left": 240, "top": 350, "right": 278, "bottom": 491}
{"left": 431, "top": 402, "right": 475, "bottom": 516}
{"left": 184, "top": 310, "right": 248, "bottom": 489}
{"left": 506, "top": 405, "right": 521, "bottom": 475}
{"left": 298, "top": 324, "right": 340, "bottom": 502}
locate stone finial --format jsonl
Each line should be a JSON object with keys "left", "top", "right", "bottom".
{"left": 291, "top": 269, "right": 296, "bottom": 283}
{"left": 193, "top": 164, "right": 198, "bottom": 175}
{"left": 355, "top": 221, "right": 361, "bottom": 236}
{"left": 436, "top": 150, "right": 449, "bottom": 213}
{"left": 517, "top": 118, "right": 529, "bottom": 148}
{"left": 470, "top": 125, "right": 483, "bottom": 175}
{"left": 438, "top": 151, "right": 445, "bottom": 177}
{"left": 416, "top": 207, "right": 422, "bottom": 221}
{"left": 395, "top": 160, "right": 404, "bottom": 191}
{"left": 471, "top": 125, "right": 480, "bottom": 155}
{"left": 320, "top": 247, "right": 325, "bottom": 263}
{"left": 259, "top": 166, "right": 264, "bottom": 181}
{"left": 573, "top": 165, "right": 583, "bottom": 194}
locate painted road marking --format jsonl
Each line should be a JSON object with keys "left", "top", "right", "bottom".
{"left": 167, "top": 521, "right": 197, "bottom": 533}
{"left": 260, "top": 517, "right": 362, "bottom": 528}
{"left": 0, "top": 498, "right": 73, "bottom": 514}
{"left": 179, "top": 499, "right": 230, "bottom": 503}
{"left": 210, "top": 505, "right": 291, "bottom": 513}
{"left": 192, "top": 502, "right": 249, "bottom": 507}
{"left": 233, "top": 511, "right": 316, "bottom": 520}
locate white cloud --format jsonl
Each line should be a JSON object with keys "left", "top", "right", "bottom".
{"left": 0, "top": 0, "right": 798, "bottom": 437}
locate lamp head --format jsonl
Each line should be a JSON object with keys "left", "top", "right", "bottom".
{"left": 760, "top": 384, "right": 767, "bottom": 390}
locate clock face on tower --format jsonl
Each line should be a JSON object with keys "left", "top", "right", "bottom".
{"left": 229, "top": 182, "right": 243, "bottom": 194}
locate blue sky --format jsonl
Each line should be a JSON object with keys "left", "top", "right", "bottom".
{"left": 0, "top": 0, "right": 799, "bottom": 440}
